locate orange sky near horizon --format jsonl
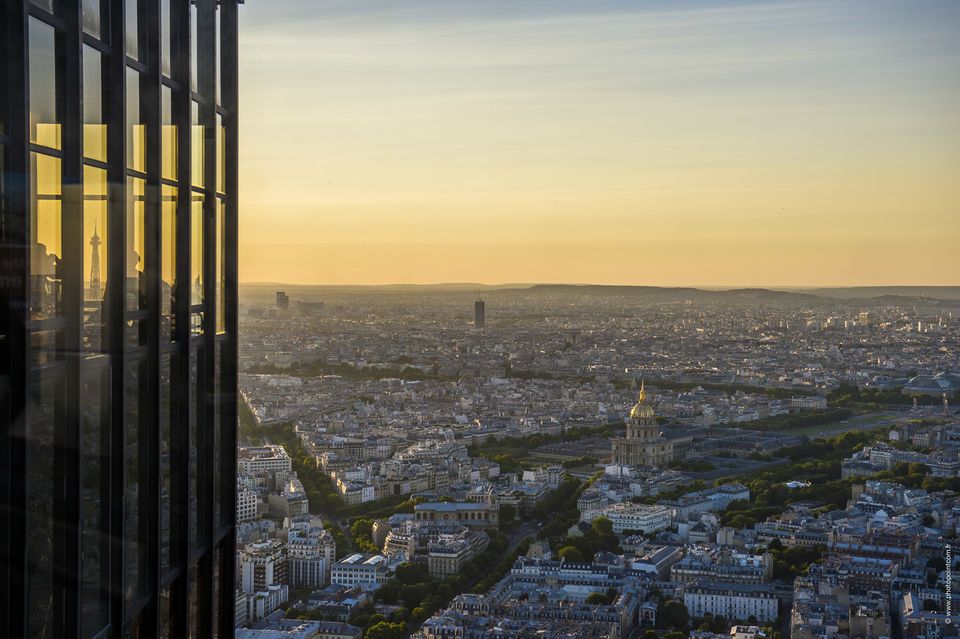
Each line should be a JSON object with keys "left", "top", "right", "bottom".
{"left": 237, "top": 0, "right": 960, "bottom": 286}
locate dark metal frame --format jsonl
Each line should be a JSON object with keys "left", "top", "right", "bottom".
{"left": 0, "top": 0, "right": 240, "bottom": 635}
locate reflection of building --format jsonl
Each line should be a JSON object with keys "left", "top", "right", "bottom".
{"left": 1, "top": 0, "right": 244, "bottom": 635}
{"left": 89, "top": 226, "right": 102, "bottom": 301}
{"left": 612, "top": 383, "right": 674, "bottom": 467}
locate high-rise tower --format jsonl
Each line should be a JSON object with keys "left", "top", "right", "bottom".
{"left": 1, "top": 0, "right": 244, "bottom": 635}
{"left": 475, "top": 298, "right": 485, "bottom": 329}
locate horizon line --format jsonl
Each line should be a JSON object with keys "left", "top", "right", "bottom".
{"left": 239, "top": 282, "right": 960, "bottom": 289}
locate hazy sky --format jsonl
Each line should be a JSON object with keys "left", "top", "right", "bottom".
{"left": 238, "top": 0, "right": 960, "bottom": 286}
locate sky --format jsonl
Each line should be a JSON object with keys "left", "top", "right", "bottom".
{"left": 237, "top": 0, "right": 960, "bottom": 286}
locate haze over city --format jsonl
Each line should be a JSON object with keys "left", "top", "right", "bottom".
{"left": 238, "top": 0, "right": 960, "bottom": 286}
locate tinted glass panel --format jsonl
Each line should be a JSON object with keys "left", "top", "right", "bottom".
{"left": 162, "top": 87, "right": 177, "bottom": 181}
{"left": 81, "top": 369, "right": 110, "bottom": 637}
{"left": 82, "top": 0, "right": 102, "bottom": 38}
{"left": 29, "top": 19, "right": 60, "bottom": 150}
{"left": 216, "top": 200, "right": 225, "bottom": 334}
{"left": 126, "top": 176, "right": 146, "bottom": 311}
{"left": 26, "top": 379, "right": 59, "bottom": 636}
{"left": 191, "top": 102, "right": 204, "bottom": 188}
{"left": 162, "top": 185, "right": 177, "bottom": 339}
{"left": 83, "top": 47, "right": 106, "bottom": 161}
{"left": 126, "top": 68, "right": 145, "bottom": 172}
{"left": 30, "top": 152, "right": 62, "bottom": 320}
{"left": 83, "top": 166, "right": 108, "bottom": 352}
{"left": 161, "top": 0, "right": 172, "bottom": 76}
{"left": 160, "top": 354, "right": 174, "bottom": 572}
{"left": 191, "top": 193, "right": 203, "bottom": 306}
{"left": 125, "top": 359, "right": 146, "bottom": 605}
{"left": 125, "top": 0, "right": 141, "bottom": 60}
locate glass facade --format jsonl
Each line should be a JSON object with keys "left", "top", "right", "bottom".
{"left": 1, "top": 0, "right": 241, "bottom": 636}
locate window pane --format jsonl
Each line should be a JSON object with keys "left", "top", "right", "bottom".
{"left": 82, "top": 0, "right": 102, "bottom": 39}
{"left": 126, "top": 68, "right": 145, "bottom": 172}
{"left": 216, "top": 200, "right": 225, "bottom": 334}
{"left": 126, "top": 176, "right": 146, "bottom": 311}
{"left": 191, "top": 102, "right": 204, "bottom": 188}
{"left": 190, "top": 3, "right": 198, "bottom": 93}
{"left": 29, "top": 18, "right": 61, "bottom": 150}
{"left": 162, "top": 185, "right": 177, "bottom": 339}
{"left": 213, "top": 341, "right": 222, "bottom": 526}
{"left": 81, "top": 369, "right": 110, "bottom": 637}
{"left": 30, "top": 0, "right": 62, "bottom": 16}
{"left": 216, "top": 115, "right": 225, "bottom": 195}
{"left": 161, "top": 0, "right": 172, "bottom": 77}
{"left": 125, "top": 359, "right": 146, "bottom": 605}
{"left": 160, "top": 354, "right": 174, "bottom": 572}
{"left": 30, "top": 329, "right": 60, "bottom": 367}
{"left": 215, "top": 5, "right": 221, "bottom": 105}
{"left": 162, "top": 87, "right": 177, "bottom": 181}
{"left": 83, "top": 166, "right": 108, "bottom": 352}
{"left": 188, "top": 563, "right": 200, "bottom": 637}
{"left": 26, "top": 379, "right": 59, "bottom": 636}
{"left": 191, "top": 192, "right": 203, "bottom": 306}
{"left": 125, "top": 0, "right": 141, "bottom": 60}
{"left": 30, "top": 152, "right": 62, "bottom": 320}
{"left": 83, "top": 47, "right": 106, "bottom": 161}
{"left": 189, "top": 350, "right": 199, "bottom": 546}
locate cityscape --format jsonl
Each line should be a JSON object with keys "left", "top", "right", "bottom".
{"left": 231, "top": 284, "right": 960, "bottom": 639}
{"left": 2, "top": 0, "right": 959, "bottom": 638}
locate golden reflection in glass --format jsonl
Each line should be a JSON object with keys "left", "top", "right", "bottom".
{"left": 162, "top": 185, "right": 177, "bottom": 340}
{"left": 162, "top": 87, "right": 177, "bottom": 181}
{"left": 126, "top": 176, "right": 146, "bottom": 310}
{"left": 191, "top": 102, "right": 204, "bottom": 188}
{"left": 83, "top": 166, "right": 108, "bottom": 352}
{"left": 29, "top": 19, "right": 61, "bottom": 150}
{"left": 216, "top": 115, "right": 225, "bottom": 195}
{"left": 126, "top": 68, "right": 145, "bottom": 172}
{"left": 30, "top": 153, "right": 62, "bottom": 320}
{"left": 191, "top": 192, "right": 204, "bottom": 306}
{"left": 83, "top": 46, "right": 107, "bottom": 162}
{"left": 216, "top": 200, "right": 225, "bottom": 334}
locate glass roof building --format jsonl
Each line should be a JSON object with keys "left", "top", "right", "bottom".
{"left": 1, "top": 0, "right": 241, "bottom": 635}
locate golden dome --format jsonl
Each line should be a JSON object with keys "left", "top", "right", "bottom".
{"left": 629, "top": 381, "right": 655, "bottom": 419}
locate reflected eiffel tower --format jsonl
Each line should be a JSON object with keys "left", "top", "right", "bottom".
{"left": 90, "top": 223, "right": 102, "bottom": 301}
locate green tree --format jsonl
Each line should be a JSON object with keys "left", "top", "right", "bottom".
{"left": 558, "top": 546, "right": 584, "bottom": 562}
{"left": 364, "top": 621, "right": 407, "bottom": 639}
{"left": 591, "top": 516, "right": 614, "bottom": 537}
{"left": 908, "top": 462, "right": 929, "bottom": 476}
{"left": 395, "top": 562, "right": 431, "bottom": 585}
{"left": 657, "top": 599, "right": 690, "bottom": 630}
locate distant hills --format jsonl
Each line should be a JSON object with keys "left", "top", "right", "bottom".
{"left": 239, "top": 282, "right": 960, "bottom": 304}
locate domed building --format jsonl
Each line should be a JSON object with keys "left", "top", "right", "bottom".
{"left": 612, "top": 382, "right": 674, "bottom": 467}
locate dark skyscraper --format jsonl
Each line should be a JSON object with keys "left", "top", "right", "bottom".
{"left": 475, "top": 298, "right": 485, "bottom": 329}
{"left": 276, "top": 290, "right": 289, "bottom": 310}
{"left": 1, "top": 0, "right": 242, "bottom": 636}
